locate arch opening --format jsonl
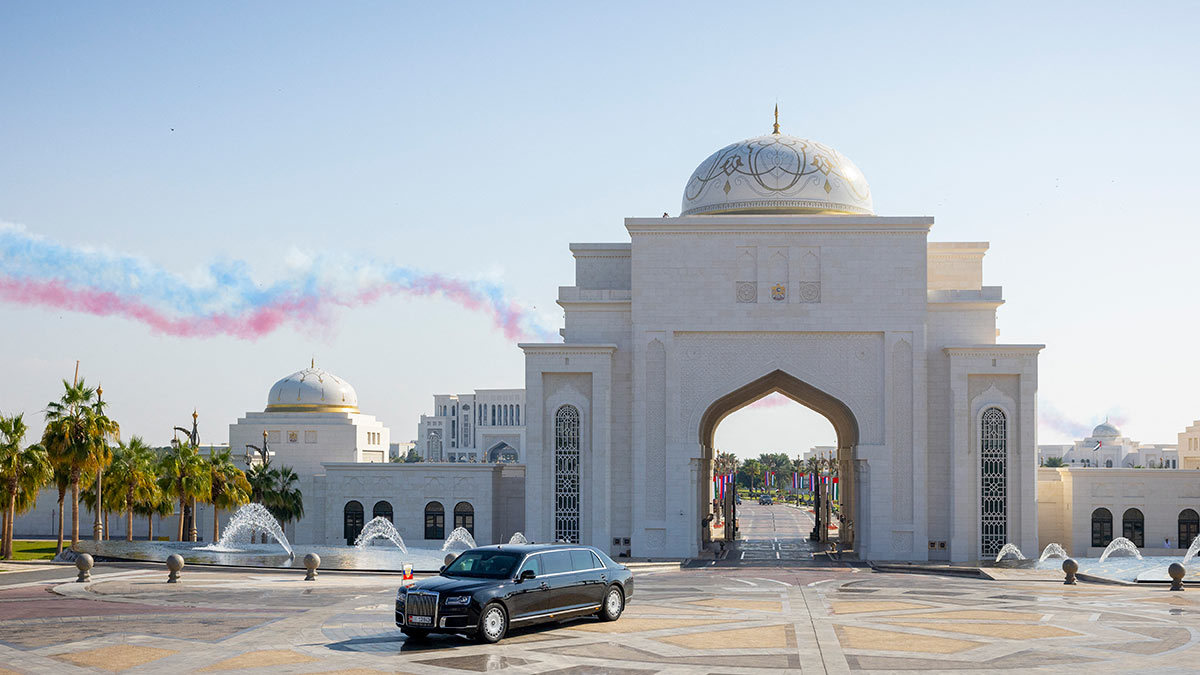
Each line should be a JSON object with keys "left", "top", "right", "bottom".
{"left": 698, "top": 369, "right": 860, "bottom": 553}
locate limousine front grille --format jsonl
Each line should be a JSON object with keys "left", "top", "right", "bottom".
{"left": 405, "top": 591, "right": 438, "bottom": 624}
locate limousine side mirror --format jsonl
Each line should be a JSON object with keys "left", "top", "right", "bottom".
{"left": 518, "top": 569, "right": 536, "bottom": 582}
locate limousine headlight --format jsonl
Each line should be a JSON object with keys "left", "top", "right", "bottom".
{"left": 444, "top": 595, "right": 471, "bottom": 606}
{"left": 396, "top": 588, "right": 407, "bottom": 603}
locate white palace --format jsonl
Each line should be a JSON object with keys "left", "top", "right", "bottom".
{"left": 15, "top": 120, "right": 1200, "bottom": 562}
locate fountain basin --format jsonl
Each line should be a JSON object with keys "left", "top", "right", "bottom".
{"left": 75, "top": 539, "right": 480, "bottom": 572}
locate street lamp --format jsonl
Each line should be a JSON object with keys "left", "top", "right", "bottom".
{"left": 172, "top": 410, "right": 202, "bottom": 541}
{"left": 244, "top": 429, "right": 274, "bottom": 467}
{"left": 93, "top": 385, "right": 104, "bottom": 542}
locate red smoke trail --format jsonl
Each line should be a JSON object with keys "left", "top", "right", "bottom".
{"left": 748, "top": 393, "right": 793, "bottom": 409}
{"left": 0, "top": 275, "right": 540, "bottom": 342}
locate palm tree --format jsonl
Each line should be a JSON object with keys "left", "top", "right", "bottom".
{"left": 107, "top": 437, "right": 160, "bottom": 542}
{"left": 133, "top": 488, "right": 172, "bottom": 542}
{"left": 1, "top": 414, "right": 53, "bottom": 558}
{"left": 206, "top": 448, "right": 250, "bottom": 543}
{"left": 50, "top": 465, "right": 70, "bottom": 553}
{"left": 158, "top": 441, "right": 211, "bottom": 541}
{"left": 265, "top": 465, "right": 304, "bottom": 539}
{"left": 43, "top": 379, "right": 119, "bottom": 546}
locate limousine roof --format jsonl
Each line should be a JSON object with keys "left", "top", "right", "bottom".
{"left": 471, "top": 543, "right": 594, "bottom": 554}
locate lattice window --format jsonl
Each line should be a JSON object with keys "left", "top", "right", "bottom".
{"left": 980, "top": 407, "right": 1008, "bottom": 557}
{"left": 554, "top": 405, "right": 581, "bottom": 543}
{"left": 427, "top": 429, "right": 443, "bottom": 461}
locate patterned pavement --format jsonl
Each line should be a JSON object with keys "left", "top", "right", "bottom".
{"left": 1, "top": 507, "right": 1199, "bottom": 673}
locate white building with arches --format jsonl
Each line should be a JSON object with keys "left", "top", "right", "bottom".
{"left": 519, "top": 124, "right": 1044, "bottom": 562}
{"left": 416, "top": 389, "right": 526, "bottom": 463}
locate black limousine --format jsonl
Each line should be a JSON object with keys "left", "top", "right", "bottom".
{"left": 396, "top": 543, "right": 634, "bottom": 643}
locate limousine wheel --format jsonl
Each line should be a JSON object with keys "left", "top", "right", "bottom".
{"left": 477, "top": 602, "right": 508, "bottom": 643}
{"left": 600, "top": 586, "right": 624, "bottom": 621}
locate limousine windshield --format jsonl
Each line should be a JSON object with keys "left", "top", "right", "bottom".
{"left": 442, "top": 550, "right": 522, "bottom": 579}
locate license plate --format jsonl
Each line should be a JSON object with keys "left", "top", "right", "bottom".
{"left": 408, "top": 615, "right": 432, "bottom": 626}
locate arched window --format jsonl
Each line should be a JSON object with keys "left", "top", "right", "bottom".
{"left": 1091, "top": 508, "right": 1113, "bottom": 548}
{"left": 502, "top": 405, "right": 508, "bottom": 426}
{"left": 1123, "top": 508, "right": 1144, "bottom": 548}
{"left": 515, "top": 405, "right": 520, "bottom": 426}
{"left": 454, "top": 502, "right": 475, "bottom": 535}
{"left": 980, "top": 407, "right": 1007, "bottom": 558}
{"left": 373, "top": 500, "right": 393, "bottom": 522}
{"left": 1179, "top": 509, "right": 1199, "bottom": 549}
{"left": 343, "top": 500, "right": 364, "bottom": 545}
{"left": 424, "top": 501, "right": 445, "bottom": 540}
{"left": 554, "top": 405, "right": 581, "bottom": 543}
{"left": 491, "top": 405, "right": 496, "bottom": 426}
{"left": 1104, "top": 459, "right": 1113, "bottom": 468}
{"left": 487, "top": 442, "right": 519, "bottom": 463}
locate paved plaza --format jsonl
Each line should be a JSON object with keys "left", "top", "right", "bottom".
{"left": 2, "top": 506, "right": 1199, "bottom": 674}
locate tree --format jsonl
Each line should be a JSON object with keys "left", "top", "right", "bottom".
{"left": 106, "top": 437, "right": 161, "bottom": 542}
{"left": 265, "top": 465, "right": 304, "bottom": 538}
{"left": 738, "top": 458, "right": 764, "bottom": 489}
{"left": 0, "top": 414, "right": 53, "bottom": 559}
{"left": 158, "top": 441, "right": 211, "bottom": 542}
{"left": 1042, "top": 456, "right": 1065, "bottom": 468}
{"left": 757, "top": 452, "right": 793, "bottom": 476}
{"left": 207, "top": 448, "right": 251, "bottom": 543}
{"left": 403, "top": 448, "right": 423, "bottom": 463}
{"left": 714, "top": 451, "right": 739, "bottom": 477}
{"left": 43, "top": 379, "right": 119, "bottom": 546}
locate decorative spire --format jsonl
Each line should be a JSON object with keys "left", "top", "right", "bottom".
{"left": 192, "top": 409, "right": 198, "bottom": 421}
{"left": 772, "top": 103, "right": 780, "bottom": 135}
{"left": 311, "top": 357, "right": 315, "bottom": 368}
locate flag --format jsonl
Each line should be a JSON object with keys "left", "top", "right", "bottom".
{"left": 832, "top": 476, "right": 839, "bottom": 501}
{"left": 1091, "top": 441, "right": 1102, "bottom": 451}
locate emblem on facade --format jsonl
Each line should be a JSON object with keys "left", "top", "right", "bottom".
{"left": 736, "top": 282, "right": 757, "bottom": 303}
{"left": 771, "top": 283, "right": 786, "bottom": 302}
{"left": 797, "top": 282, "right": 820, "bottom": 303}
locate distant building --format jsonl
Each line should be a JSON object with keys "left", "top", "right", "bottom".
{"left": 1038, "top": 420, "right": 1178, "bottom": 468}
{"left": 1179, "top": 420, "right": 1200, "bottom": 469}
{"left": 416, "top": 390, "right": 525, "bottom": 463}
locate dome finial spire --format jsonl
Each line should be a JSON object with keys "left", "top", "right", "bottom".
{"left": 772, "top": 103, "right": 781, "bottom": 135}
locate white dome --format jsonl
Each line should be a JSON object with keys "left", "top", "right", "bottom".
{"left": 266, "top": 365, "right": 358, "bottom": 413}
{"left": 1092, "top": 421, "right": 1120, "bottom": 438}
{"left": 681, "top": 130, "right": 872, "bottom": 216}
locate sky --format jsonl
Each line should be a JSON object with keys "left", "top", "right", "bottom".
{"left": 1, "top": 2, "right": 1197, "bottom": 459}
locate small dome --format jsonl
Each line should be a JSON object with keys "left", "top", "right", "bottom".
{"left": 681, "top": 127, "right": 872, "bottom": 216}
{"left": 1092, "top": 420, "right": 1120, "bottom": 438}
{"left": 266, "top": 365, "right": 358, "bottom": 413}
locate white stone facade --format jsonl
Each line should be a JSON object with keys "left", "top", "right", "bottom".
{"left": 1038, "top": 467, "right": 1200, "bottom": 555}
{"left": 520, "top": 213, "right": 1044, "bottom": 562}
{"left": 416, "top": 390, "right": 525, "bottom": 463}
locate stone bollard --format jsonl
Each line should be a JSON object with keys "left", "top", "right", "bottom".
{"left": 166, "top": 554, "right": 184, "bottom": 583}
{"left": 304, "top": 553, "right": 320, "bottom": 581}
{"left": 1168, "top": 563, "right": 1186, "bottom": 591}
{"left": 75, "top": 553, "right": 93, "bottom": 583}
{"left": 1062, "top": 558, "right": 1078, "bottom": 585}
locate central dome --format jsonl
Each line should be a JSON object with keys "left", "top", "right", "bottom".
{"left": 681, "top": 129, "right": 872, "bottom": 216}
{"left": 266, "top": 364, "right": 358, "bottom": 413}
{"left": 1092, "top": 420, "right": 1120, "bottom": 438}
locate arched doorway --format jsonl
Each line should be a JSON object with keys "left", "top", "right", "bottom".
{"left": 698, "top": 370, "right": 860, "bottom": 552}
{"left": 343, "top": 500, "right": 364, "bottom": 545}
{"left": 373, "top": 500, "right": 393, "bottom": 523}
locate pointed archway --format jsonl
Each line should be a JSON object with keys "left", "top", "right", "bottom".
{"left": 698, "top": 369, "right": 860, "bottom": 551}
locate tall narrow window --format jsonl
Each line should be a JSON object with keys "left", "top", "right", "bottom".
{"left": 980, "top": 407, "right": 1008, "bottom": 558}
{"left": 343, "top": 501, "right": 364, "bottom": 546}
{"left": 1123, "top": 508, "right": 1144, "bottom": 548}
{"left": 454, "top": 502, "right": 475, "bottom": 535}
{"left": 425, "top": 501, "right": 445, "bottom": 540}
{"left": 554, "top": 405, "right": 581, "bottom": 543}
{"left": 515, "top": 405, "right": 520, "bottom": 425}
{"left": 1091, "top": 508, "right": 1112, "bottom": 547}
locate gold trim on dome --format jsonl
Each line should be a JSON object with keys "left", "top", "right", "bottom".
{"left": 265, "top": 403, "right": 360, "bottom": 413}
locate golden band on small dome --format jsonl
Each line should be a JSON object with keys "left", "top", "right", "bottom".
{"left": 265, "top": 403, "right": 360, "bottom": 413}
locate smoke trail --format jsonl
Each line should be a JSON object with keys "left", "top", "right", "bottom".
{"left": 0, "top": 223, "right": 557, "bottom": 342}
{"left": 748, "top": 393, "right": 793, "bottom": 409}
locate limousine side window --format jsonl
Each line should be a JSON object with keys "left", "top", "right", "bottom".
{"left": 542, "top": 550, "right": 573, "bottom": 575}
{"left": 570, "top": 549, "right": 599, "bottom": 571}
{"left": 518, "top": 555, "right": 542, "bottom": 577}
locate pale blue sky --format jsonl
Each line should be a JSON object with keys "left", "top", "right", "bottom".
{"left": 2, "top": 2, "right": 1197, "bottom": 458}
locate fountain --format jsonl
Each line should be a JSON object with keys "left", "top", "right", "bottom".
{"left": 1183, "top": 537, "right": 1200, "bottom": 565}
{"left": 442, "top": 527, "right": 477, "bottom": 551}
{"left": 994, "top": 543, "right": 1026, "bottom": 562}
{"left": 201, "top": 504, "right": 293, "bottom": 556}
{"left": 1038, "top": 542, "right": 1069, "bottom": 563}
{"left": 1098, "top": 537, "right": 1143, "bottom": 563}
{"left": 353, "top": 517, "right": 408, "bottom": 553}
{"left": 507, "top": 532, "right": 529, "bottom": 545}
